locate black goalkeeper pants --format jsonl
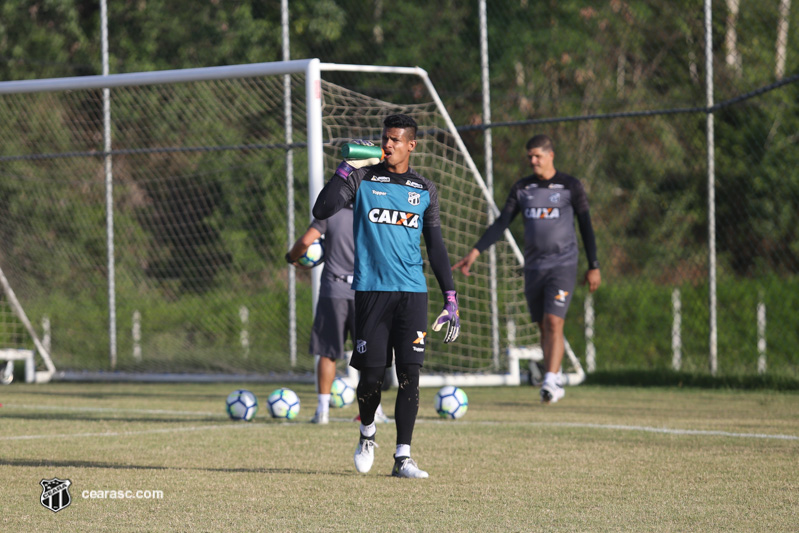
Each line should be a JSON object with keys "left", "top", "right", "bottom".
{"left": 357, "top": 363, "right": 420, "bottom": 446}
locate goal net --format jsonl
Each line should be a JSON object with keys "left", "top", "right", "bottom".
{"left": 0, "top": 60, "right": 581, "bottom": 385}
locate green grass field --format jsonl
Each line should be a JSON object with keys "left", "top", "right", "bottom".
{"left": 2, "top": 382, "right": 797, "bottom": 532}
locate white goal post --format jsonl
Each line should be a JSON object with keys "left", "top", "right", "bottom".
{"left": 0, "top": 264, "right": 55, "bottom": 383}
{"left": 0, "top": 59, "right": 584, "bottom": 386}
{"left": 323, "top": 63, "right": 585, "bottom": 387}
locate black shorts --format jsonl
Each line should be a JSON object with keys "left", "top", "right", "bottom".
{"left": 349, "top": 291, "right": 428, "bottom": 370}
{"left": 309, "top": 297, "right": 355, "bottom": 360}
{"left": 524, "top": 264, "right": 578, "bottom": 322}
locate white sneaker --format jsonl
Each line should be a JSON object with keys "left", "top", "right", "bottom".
{"left": 391, "top": 456, "right": 428, "bottom": 479}
{"left": 311, "top": 411, "right": 329, "bottom": 424}
{"left": 540, "top": 382, "right": 565, "bottom": 404}
{"left": 354, "top": 437, "right": 377, "bottom": 473}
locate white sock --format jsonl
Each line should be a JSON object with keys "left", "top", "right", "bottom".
{"left": 375, "top": 403, "right": 386, "bottom": 418}
{"left": 544, "top": 372, "right": 559, "bottom": 387}
{"left": 317, "top": 394, "right": 330, "bottom": 414}
{"left": 395, "top": 444, "right": 411, "bottom": 458}
{"left": 360, "top": 422, "right": 376, "bottom": 438}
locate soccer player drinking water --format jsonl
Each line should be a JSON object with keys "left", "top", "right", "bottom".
{"left": 313, "top": 114, "right": 460, "bottom": 478}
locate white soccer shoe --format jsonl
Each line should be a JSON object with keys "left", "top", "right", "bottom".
{"left": 540, "top": 382, "right": 565, "bottom": 404}
{"left": 354, "top": 437, "right": 377, "bottom": 473}
{"left": 311, "top": 410, "right": 329, "bottom": 424}
{"left": 391, "top": 456, "right": 429, "bottom": 479}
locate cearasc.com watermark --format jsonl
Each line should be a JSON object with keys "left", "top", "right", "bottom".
{"left": 81, "top": 488, "right": 164, "bottom": 500}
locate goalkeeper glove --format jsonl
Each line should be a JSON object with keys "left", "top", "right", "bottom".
{"left": 335, "top": 140, "right": 383, "bottom": 179}
{"left": 431, "top": 290, "right": 460, "bottom": 343}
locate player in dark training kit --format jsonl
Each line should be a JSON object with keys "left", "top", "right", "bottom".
{"left": 286, "top": 208, "right": 355, "bottom": 425}
{"left": 286, "top": 207, "right": 391, "bottom": 425}
{"left": 313, "top": 114, "right": 460, "bottom": 479}
{"left": 453, "top": 134, "right": 601, "bottom": 404}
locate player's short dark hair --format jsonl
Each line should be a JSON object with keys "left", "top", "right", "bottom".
{"left": 383, "top": 114, "right": 418, "bottom": 140}
{"left": 526, "top": 134, "right": 554, "bottom": 153}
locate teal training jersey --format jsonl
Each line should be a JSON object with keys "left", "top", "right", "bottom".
{"left": 342, "top": 165, "right": 441, "bottom": 292}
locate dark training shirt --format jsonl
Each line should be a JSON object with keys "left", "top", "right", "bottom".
{"left": 475, "top": 171, "right": 595, "bottom": 270}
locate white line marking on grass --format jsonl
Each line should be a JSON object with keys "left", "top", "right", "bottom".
{"left": 0, "top": 424, "right": 252, "bottom": 441}
{"left": 416, "top": 419, "right": 799, "bottom": 441}
{"left": 4, "top": 404, "right": 796, "bottom": 442}
{"left": 5, "top": 403, "right": 222, "bottom": 417}
{"left": 545, "top": 421, "right": 799, "bottom": 441}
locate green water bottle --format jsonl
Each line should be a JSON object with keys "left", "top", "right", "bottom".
{"left": 341, "top": 142, "right": 384, "bottom": 160}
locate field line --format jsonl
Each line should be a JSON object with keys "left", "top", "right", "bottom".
{"left": 2, "top": 401, "right": 796, "bottom": 442}
{"left": 539, "top": 421, "right": 799, "bottom": 441}
{"left": 0, "top": 423, "right": 251, "bottom": 441}
{"left": 416, "top": 418, "right": 799, "bottom": 441}
{"left": 4, "top": 403, "right": 221, "bottom": 417}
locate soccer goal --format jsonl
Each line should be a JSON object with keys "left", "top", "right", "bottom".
{"left": 0, "top": 59, "right": 584, "bottom": 386}
{"left": 0, "top": 266, "right": 56, "bottom": 383}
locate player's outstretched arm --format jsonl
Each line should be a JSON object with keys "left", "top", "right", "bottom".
{"left": 314, "top": 140, "right": 381, "bottom": 220}
{"left": 452, "top": 248, "right": 481, "bottom": 276}
{"left": 455, "top": 202, "right": 516, "bottom": 276}
{"left": 334, "top": 139, "right": 382, "bottom": 180}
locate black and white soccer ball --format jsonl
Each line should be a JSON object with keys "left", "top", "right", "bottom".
{"left": 297, "top": 238, "right": 325, "bottom": 268}
{"left": 329, "top": 377, "right": 356, "bottom": 408}
{"left": 267, "top": 387, "right": 301, "bottom": 419}
{"left": 434, "top": 385, "right": 468, "bottom": 419}
{"left": 226, "top": 389, "right": 258, "bottom": 421}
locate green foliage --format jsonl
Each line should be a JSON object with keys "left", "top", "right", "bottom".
{"left": 566, "top": 276, "right": 799, "bottom": 378}
{"left": 0, "top": 0, "right": 96, "bottom": 79}
{"left": 715, "top": 87, "right": 799, "bottom": 276}
{"left": 1, "top": 1, "right": 797, "bottom": 380}
{"left": 586, "top": 369, "right": 799, "bottom": 390}
{"left": 109, "top": 1, "right": 284, "bottom": 71}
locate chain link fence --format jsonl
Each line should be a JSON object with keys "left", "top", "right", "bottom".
{"left": 1, "top": 1, "right": 797, "bottom": 378}
{"left": 304, "top": 1, "right": 799, "bottom": 377}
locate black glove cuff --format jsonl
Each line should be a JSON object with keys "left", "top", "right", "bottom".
{"left": 285, "top": 252, "right": 294, "bottom": 264}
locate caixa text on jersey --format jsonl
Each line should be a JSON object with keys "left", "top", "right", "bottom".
{"left": 368, "top": 208, "right": 421, "bottom": 228}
